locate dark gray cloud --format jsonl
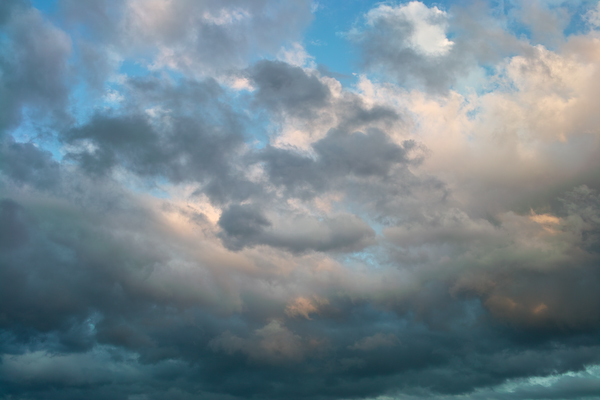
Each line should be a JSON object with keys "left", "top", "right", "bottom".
{"left": 249, "top": 60, "right": 331, "bottom": 117}
{"left": 0, "top": 1, "right": 72, "bottom": 133}
{"left": 248, "top": 59, "right": 400, "bottom": 133}
{"left": 61, "top": 76, "right": 257, "bottom": 203}
{"left": 559, "top": 185, "right": 600, "bottom": 254}
{"left": 0, "top": 137, "right": 61, "bottom": 189}
{"left": 218, "top": 204, "right": 375, "bottom": 253}
{"left": 259, "top": 128, "right": 417, "bottom": 198}
{"left": 313, "top": 129, "right": 412, "bottom": 177}
{"left": 2, "top": 174, "right": 598, "bottom": 400}
{"left": 218, "top": 204, "right": 272, "bottom": 246}
{"left": 0, "top": 199, "right": 29, "bottom": 250}
{"left": 0, "top": 0, "right": 25, "bottom": 26}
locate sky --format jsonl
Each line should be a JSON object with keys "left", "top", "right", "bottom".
{"left": 1, "top": 0, "right": 600, "bottom": 399}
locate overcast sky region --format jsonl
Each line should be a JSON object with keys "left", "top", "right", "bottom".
{"left": 1, "top": 0, "right": 600, "bottom": 399}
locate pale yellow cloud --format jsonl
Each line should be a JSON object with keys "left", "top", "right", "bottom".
{"left": 285, "top": 296, "right": 329, "bottom": 319}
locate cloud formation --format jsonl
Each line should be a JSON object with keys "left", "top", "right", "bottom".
{"left": 1, "top": 1, "right": 600, "bottom": 399}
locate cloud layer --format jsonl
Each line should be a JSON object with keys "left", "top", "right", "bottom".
{"left": 1, "top": 1, "right": 600, "bottom": 399}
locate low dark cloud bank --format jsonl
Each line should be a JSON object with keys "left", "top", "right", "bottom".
{"left": 1, "top": 1, "right": 600, "bottom": 399}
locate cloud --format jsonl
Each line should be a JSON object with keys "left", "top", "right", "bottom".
{"left": 61, "top": 76, "right": 257, "bottom": 203}
{"left": 218, "top": 204, "right": 375, "bottom": 253}
{"left": 1, "top": 1, "right": 600, "bottom": 399}
{"left": 258, "top": 128, "right": 417, "bottom": 200}
{"left": 586, "top": 2, "right": 600, "bottom": 28}
{"left": 513, "top": 0, "right": 570, "bottom": 46}
{"left": 60, "top": 0, "right": 314, "bottom": 79}
{"left": 0, "top": 137, "right": 60, "bottom": 189}
{"left": 0, "top": 199, "right": 29, "bottom": 250}
{"left": 285, "top": 296, "right": 329, "bottom": 319}
{"left": 349, "top": 1, "right": 531, "bottom": 92}
{"left": 209, "top": 320, "right": 309, "bottom": 364}
{"left": 364, "top": 2, "right": 454, "bottom": 57}
{"left": 349, "top": 333, "right": 400, "bottom": 351}
{"left": 0, "top": 2, "right": 72, "bottom": 132}
{"left": 249, "top": 60, "right": 330, "bottom": 118}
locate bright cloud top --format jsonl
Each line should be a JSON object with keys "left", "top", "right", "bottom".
{"left": 365, "top": 2, "right": 454, "bottom": 56}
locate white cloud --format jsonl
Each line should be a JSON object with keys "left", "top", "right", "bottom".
{"left": 586, "top": 2, "right": 600, "bottom": 27}
{"left": 278, "top": 42, "right": 316, "bottom": 68}
{"left": 365, "top": 2, "right": 454, "bottom": 57}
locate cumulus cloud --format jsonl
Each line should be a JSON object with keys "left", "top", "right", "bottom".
{"left": 249, "top": 60, "right": 331, "bottom": 118}
{"left": 60, "top": 0, "right": 314, "bottom": 80}
{"left": 349, "top": 1, "right": 533, "bottom": 92}
{"left": 364, "top": 2, "right": 454, "bottom": 57}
